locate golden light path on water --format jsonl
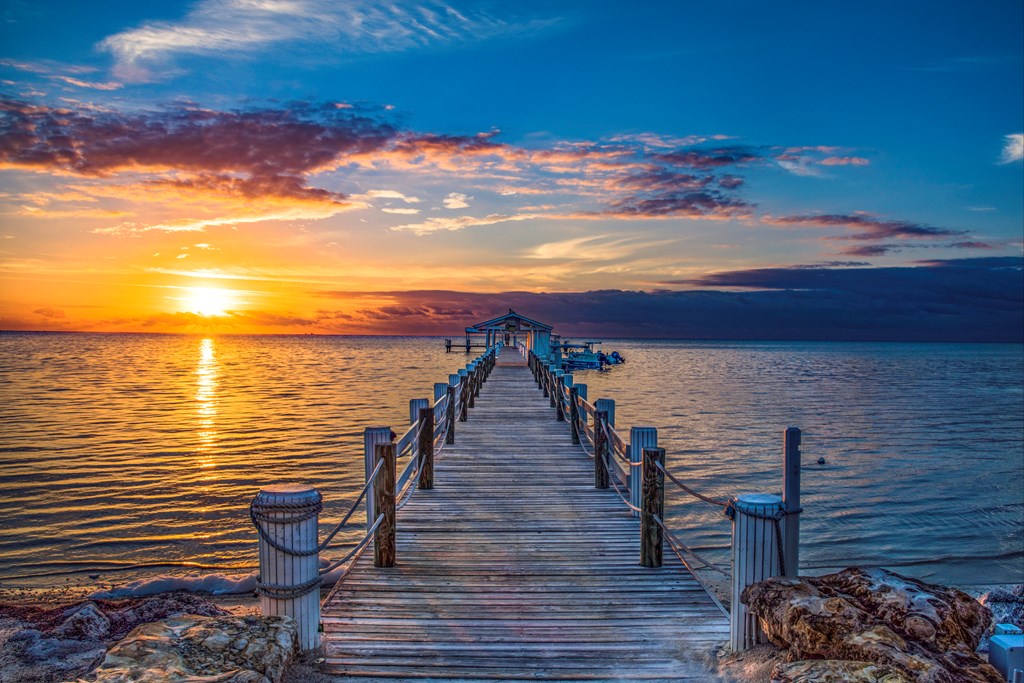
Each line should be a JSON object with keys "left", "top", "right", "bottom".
{"left": 0, "top": 335, "right": 1020, "bottom": 593}
{"left": 195, "top": 338, "right": 218, "bottom": 471}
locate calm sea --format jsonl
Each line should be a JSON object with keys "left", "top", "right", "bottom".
{"left": 1, "top": 333, "right": 1021, "bottom": 592}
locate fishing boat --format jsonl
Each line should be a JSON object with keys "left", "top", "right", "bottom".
{"left": 559, "top": 341, "right": 625, "bottom": 370}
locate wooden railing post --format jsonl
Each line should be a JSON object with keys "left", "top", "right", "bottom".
{"left": 594, "top": 398, "right": 615, "bottom": 430}
{"left": 363, "top": 427, "right": 392, "bottom": 529}
{"left": 418, "top": 407, "right": 434, "bottom": 490}
{"left": 434, "top": 382, "right": 447, "bottom": 404}
{"left": 783, "top": 427, "right": 801, "bottom": 578}
{"left": 409, "top": 398, "right": 429, "bottom": 427}
{"left": 640, "top": 447, "right": 665, "bottom": 568}
{"left": 729, "top": 493, "right": 785, "bottom": 652}
{"left": 373, "top": 442, "right": 396, "bottom": 568}
{"left": 467, "top": 363, "right": 477, "bottom": 408}
{"left": 629, "top": 427, "right": 658, "bottom": 519}
{"left": 594, "top": 410, "right": 609, "bottom": 489}
{"left": 446, "top": 374, "right": 458, "bottom": 444}
{"left": 575, "top": 383, "right": 588, "bottom": 437}
{"left": 458, "top": 368, "right": 469, "bottom": 421}
{"left": 554, "top": 370, "right": 565, "bottom": 421}
{"left": 569, "top": 387, "right": 580, "bottom": 444}
{"left": 252, "top": 484, "right": 321, "bottom": 651}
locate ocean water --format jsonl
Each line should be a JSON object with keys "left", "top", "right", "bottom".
{"left": 1, "top": 333, "right": 1021, "bottom": 593}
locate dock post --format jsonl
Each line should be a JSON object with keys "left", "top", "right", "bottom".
{"left": 542, "top": 362, "right": 550, "bottom": 396}
{"left": 629, "top": 427, "right": 658, "bottom": 519}
{"left": 640, "top": 447, "right": 665, "bottom": 568}
{"left": 783, "top": 427, "right": 801, "bottom": 578}
{"left": 548, "top": 365, "right": 558, "bottom": 407}
{"left": 575, "top": 384, "right": 588, "bottom": 437}
{"left": 409, "top": 398, "right": 429, "bottom": 426}
{"left": 418, "top": 407, "right": 434, "bottom": 490}
{"left": 458, "top": 368, "right": 469, "bottom": 421}
{"left": 729, "top": 493, "right": 785, "bottom": 652}
{"left": 446, "top": 374, "right": 459, "bottom": 444}
{"left": 251, "top": 484, "right": 321, "bottom": 651}
{"left": 373, "top": 442, "right": 397, "bottom": 568}
{"left": 363, "top": 427, "right": 392, "bottom": 530}
{"left": 594, "top": 399, "right": 615, "bottom": 430}
{"left": 467, "top": 363, "right": 477, "bottom": 408}
{"left": 593, "top": 410, "right": 610, "bottom": 489}
{"left": 554, "top": 370, "right": 566, "bottom": 421}
{"left": 433, "top": 382, "right": 447, "bottom": 404}
{"left": 569, "top": 387, "right": 580, "bottom": 444}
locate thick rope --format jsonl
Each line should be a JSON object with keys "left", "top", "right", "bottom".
{"left": 652, "top": 514, "right": 730, "bottom": 575}
{"left": 317, "top": 459, "right": 383, "bottom": 550}
{"left": 723, "top": 499, "right": 793, "bottom": 576}
{"left": 257, "top": 574, "right": 321, "bottom": 600}
{"left": 319, "top": 514, "right": 384, "bottom": 575}
{"left": 654, "top": 460, "right": 729, "bottom": 508}
{"left": 249, "top": 493, "right": 323, "bottom": 557}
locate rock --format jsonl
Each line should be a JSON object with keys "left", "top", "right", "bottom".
{"left": 0, "top": 622, "right": 105, "bottom": 683}
{"left": 979, "top": 585, "right": 1024, "bottom": 632}
{"left": 88, "top": 614, "right": 296, "bottom": 683}
{"left": 100, "top": 591, "right": 229, "bottom": 641}
{"left": 54, "top": 602, "right": 110, "bottom": 640}
{"left": 742, "top": 567, "right": 1002, "bottom": 683}
{"left": 773, "top": 659, "right": 913, "bottom": 682}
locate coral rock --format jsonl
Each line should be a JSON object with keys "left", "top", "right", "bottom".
{"left": 742, "top": 567, "right": 1002, "bottom": 683}
{"left": 88, "top": 614, "right": 297, "bottom": 683}
{"left": 54, "top": 602, "right": 110, "bottom": 641}
{"left": 773, "top": 659, "right": 913, "bottom": 683}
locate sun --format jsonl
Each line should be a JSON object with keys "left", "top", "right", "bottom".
{"left": 182, "top": 287, "right": 236, "bottom": 316}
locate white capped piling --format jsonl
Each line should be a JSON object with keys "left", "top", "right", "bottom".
{"left": 594, "top": 398, "right": 615, "bottom": 429}
{"left": 446, "top": 374, "right": 459, "bottom": 444}
{"left": 251, "top": 484, "right": 322, "bottom": 651}
{"left": 783, "top": 427, "right": 802, "bottom": 578}
{"left": 457, "top": 368, "right": 469, "bottom": 421}
{"left": 629, "top": 427, "right": 658, "bottom": 518}
{"left": 730, "top": 493, "right": 785, "bottom": 652}
{"left": 409, "top": 398, "right": 429, "bottom": 426}
{"left": 363, "top": 427, "right": 392, "bottom": 529}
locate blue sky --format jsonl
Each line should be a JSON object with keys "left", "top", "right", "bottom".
{"left": 0, "top": 1, "right": 1021, "bottom": 337}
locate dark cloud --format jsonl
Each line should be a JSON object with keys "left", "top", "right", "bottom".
{"left": 769, "top": 213, "right": 965, "bottom": 241}
{"left": 653, "top": 146, "right": 760, "bottom": 168}
{"left": 841, "top": 240, "right": 994, "bottom": 257}
{"left": 604, "top": 190, "right": 750, "bottom": 219}
{"left": 0, "top": 97, "right": 395, "bottom": 201}
{"left": 327, "top": 258, "right": 1022, "bottom": 342}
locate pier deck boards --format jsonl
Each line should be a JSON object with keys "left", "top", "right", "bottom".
{"left": 321, "top": 348, "right": 728, "bottom": 680}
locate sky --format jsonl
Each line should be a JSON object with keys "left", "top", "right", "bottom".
{"left": 0, "top": 0, "right": 1021, "bottom": 339}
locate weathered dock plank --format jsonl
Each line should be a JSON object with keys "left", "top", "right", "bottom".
{"left": 321, "top": 347, "right": 728, "bottom": 680}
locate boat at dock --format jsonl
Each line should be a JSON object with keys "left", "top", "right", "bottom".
{"left": 560, "top": 340, "right": 625, "bottom": 370}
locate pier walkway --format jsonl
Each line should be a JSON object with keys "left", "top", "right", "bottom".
{"left": 319, "top": 348, "right": 729, "bottom": 680}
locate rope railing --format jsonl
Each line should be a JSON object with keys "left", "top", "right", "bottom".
{"left": 653, "top": 514, "right": 729, "bottom": 575}
{"left": 653, "top": 460, "right": 729, "bottom": 508}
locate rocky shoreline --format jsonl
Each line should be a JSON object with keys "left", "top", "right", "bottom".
{"left": 1, "top": 573, "right": 1020, "bottom": 683}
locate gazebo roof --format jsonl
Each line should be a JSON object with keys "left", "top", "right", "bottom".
{"left": 465, "top": 309, "right": 553, "bottom": 333}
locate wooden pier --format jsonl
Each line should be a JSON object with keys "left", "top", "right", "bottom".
{"left": 318, "top": 347, "right": 729, "bottom": 680}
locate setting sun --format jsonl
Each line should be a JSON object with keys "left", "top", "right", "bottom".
{"left": 181, "top": 287, "right": 236, "bottom": 316}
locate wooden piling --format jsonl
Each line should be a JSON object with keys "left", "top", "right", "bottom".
{"left": 418, "top": 407, "right": 434, "bottom": 490}
{"left": 569, "top": 387, "right": 580, "bottom": 444}
{"left": 629, "top": 427, "right": 658, "bottom": 519}
{"left": 730, "top": 493, "right": 784, "bottom": 652}
{"left": 594, "top": 410, "right": 609, "bottom": 489}
{"left": 458, "top": 368, "right": 469, "bottom": 422}
{"left": 783, "top": 427, "right": 801, "bottom": 578}
{"left": 446, "top": 374, "right": 459, "bottom": 445}
{"left": 363, "top": 427, "right": 392, "bottom": 529}
{"left": 640, "top": 447, "right": 665, "bottom": 568}
{"left": 252, "top": 484, "right": 321, "bottom": 651}
{"left": 409, "top": 398, "right": 429, "bottom": 426}
{"left": 373, "top": 442, "right": 396, "bottom": 568}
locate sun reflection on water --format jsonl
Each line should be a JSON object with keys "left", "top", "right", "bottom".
{"left": 195, "top": 338, "right": 218, "bottom": 469}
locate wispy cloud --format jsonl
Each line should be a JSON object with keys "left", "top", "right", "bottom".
{"left": 100, "top": 0, "right": 553, "bottom": 82}
{"left": 999, "top": 133, "right": 1023, "bottom": 164}
{"left": 390, "top": 213, "right": 538, "bottom": 236}
{"left": 442, "top": 192, "right": 470, "bottom": 209}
